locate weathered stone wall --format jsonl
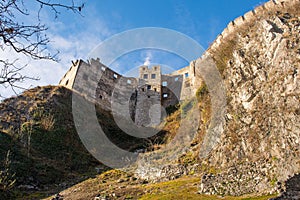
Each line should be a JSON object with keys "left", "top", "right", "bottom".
{"left": 135, "top": 87, "right": 162, "bottom": 127}
{"left": 59, "top": 60, "right": 80, "bottom": 89}
{"left": 59, "top": 59, "right": 138, "bottom": 115}
{"left": 161, "top": 74, "right": 182, "bottom": 108}
{"left": 170, "top": 63, "right": 198, "bottom": 101}
{"left": 207, "top": 0, "right": 299, "bottom": 54}
{"left": 139, "top": 65, "right": 162, "bottom": 92}
{"left": 135, "top": 66, "right": 162, "bottom": 126}
{"left": 59, "top": 59, "right": 201, "bottom": 126}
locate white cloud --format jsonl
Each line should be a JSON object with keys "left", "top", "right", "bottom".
{"left": 143, "top": 52, "right": 152, "bottom": 66}
{"left": 50, "top": 35, "right": 74, "bottom": 50}
{"left": 0, "top": 47, "right": 67, "bottom": 98}
{"left": 0, "top": 3, "right": 116, "bottom": 99}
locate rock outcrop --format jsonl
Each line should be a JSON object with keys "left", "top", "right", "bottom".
{"left": 198, "top": 0, "right": 300, "bottom": 196}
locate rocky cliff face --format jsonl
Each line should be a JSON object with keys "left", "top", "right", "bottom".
{"left": 199, "top": 0, "right": 300, "bottom": 196}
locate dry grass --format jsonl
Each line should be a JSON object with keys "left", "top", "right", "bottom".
{"left": 43, "top": 171, "right": 277, "bottom": 200}
{"left": 40, "top": 113, "right": 55, "bottom": 131}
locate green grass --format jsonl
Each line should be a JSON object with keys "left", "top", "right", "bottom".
{"left": 139, "top": 176, "right": 277, "bottom": 200}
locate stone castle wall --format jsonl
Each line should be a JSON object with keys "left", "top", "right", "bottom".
{"left": 59, "top": 58, "right": 201, "bottom": 126}
{"left": 207, "top": 0, "right": 299, "bottom": 54}
{"left": 135, "top": 66, "right": 162, "bottom": 126}
{"left": 59, "top": 60, "right": 80, "bottom": 89}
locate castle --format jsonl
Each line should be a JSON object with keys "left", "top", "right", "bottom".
{"left": 58, "top": 0, "right": 296, "bottom": 127}
{"left": 59, "top": 58, "right": 201, "bottom": 126}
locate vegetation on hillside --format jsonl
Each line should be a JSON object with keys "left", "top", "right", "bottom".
{"left": 0, "top": 86, "right": 103, "bottom": 199}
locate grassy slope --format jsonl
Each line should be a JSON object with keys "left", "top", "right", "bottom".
{"left": 0, "top": 86, "right": 103, "bottom": 199}
{"left": 44, "top": 169, "right": 276, "bottom": 200}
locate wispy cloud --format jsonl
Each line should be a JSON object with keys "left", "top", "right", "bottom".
{"left": 143, "top": 52, "right": 152, "bottom": 66}
{"left": 0, "top": 2, "right": 117, "bottom": 99}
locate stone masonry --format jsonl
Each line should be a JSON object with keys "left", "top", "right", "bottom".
{"left": 59, "top": 58, "right": 199, "bottom": 127}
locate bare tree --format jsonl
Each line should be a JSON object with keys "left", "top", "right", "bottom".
{"left": 0, "top": 0, "right": 84, "bottom": 97}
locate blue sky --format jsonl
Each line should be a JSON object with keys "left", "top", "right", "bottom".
{"left": 88, "top": 0, "right": 266, "bottom": 46}
{"left": 57, "top": 0, "right": 267, "bottom": 46}
{"left": 1, "top": 0, "right": 267, "bottom": 98}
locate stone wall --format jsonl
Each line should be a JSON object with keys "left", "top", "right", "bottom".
{"left": 59, "top": 58, "right": 202, "bottom": 126}
{"left": 161, "top": 74, "right": 182, "bottom": 108}
{"left": 207, "top": 0, "right": 299, "bottom": 54}
{"left": 139, "top": 65, "right": 162, "bottom": 92}
{"left": 135, "top": 87, "right": 162, "bottom": 127}
{"left": 170, "top": 62, "right": 198, "bottom": 101}
{"left": 59, "top": 60, "right": 80, "bottom": 89}
{"left": 135, "top": 66, "right": 162, "bottom": 126}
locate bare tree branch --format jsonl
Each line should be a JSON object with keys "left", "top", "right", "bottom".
{"left": 0, "top": 59, "right": 40, "bottom": 96}
{"left": 0, "top": 0, "right": 84, "bottom": 97}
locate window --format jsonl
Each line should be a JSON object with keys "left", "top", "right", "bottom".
{"left": 65, "top": 80, "right": 69, "bottom": 86}
{"left": 151, "top": 74, "right": 156, "bottom": 79}
{"left": 127, "top": 79, "right": 132, "bottom": 84}
{"left": 101, "top": 66, "right": 106, "bottom": 71}
{"left": 113, "top": 74, "right": 118, "bottom": 79}
{"left": 143, "top": 74, "right": 148, "bottom": 79}
{"left": 147, "top": 85, "right": 151, "bottom": 90}
{"left": 154, "top": 67, "right": 157, "bottom": 70}
{"left": 175, "top": 77, "right": 179, "bottom": 81}
{"left": 148, "top": 96, "right": 151, "bottom": 98}
{"left": 163, "top": 93, "right": 168, "bottom": 98}
{"left": 154, "top": 88, "right": 157, "bottom": 92}
{"left": 185, "top": 73, "right": 189, "bottom": 78}
{"left": 142, "top": 88, "right": 145, "bottom": 92}
{"left": 99, "top": 95, "right": 103, "bottom": 99}
{"left": 162, "top": 81, "right": 168, "bottom": 86}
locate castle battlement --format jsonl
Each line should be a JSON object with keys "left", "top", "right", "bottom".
{"left": 207, "top": 0, "right": 299, "bottom": 54}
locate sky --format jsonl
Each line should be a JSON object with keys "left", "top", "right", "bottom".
{"left": 0, "top": 0, "right": 268, "bottom": 98}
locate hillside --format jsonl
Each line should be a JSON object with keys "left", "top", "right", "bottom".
{"left": 0, "top": 86, "right": 163, "bottom": 199}
{"left": 0, "top": 86, "right": 103, "bottom": 199}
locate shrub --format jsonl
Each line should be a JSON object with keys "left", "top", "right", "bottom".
{"left": 180, "top": 99, "right": 196, "bottom": 117}
{"left": 32, "top": 109, "right": 55, "bottom": 131}
{"left": 165, "top": 104, "right": 180, "bottom": 115}
{"left": 196, "top": 83, "right": 209, "bottom": 101}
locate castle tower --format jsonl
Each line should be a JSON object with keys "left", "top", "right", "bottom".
{"left": 135, "top": 65, "right": 162, "bottom": 127}
{"left": 138, "top": 65, "right": 162, "bottom": 92}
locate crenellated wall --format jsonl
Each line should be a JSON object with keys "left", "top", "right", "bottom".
{"left": 207, "top": 0, "right": 299, "bottom": 53}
